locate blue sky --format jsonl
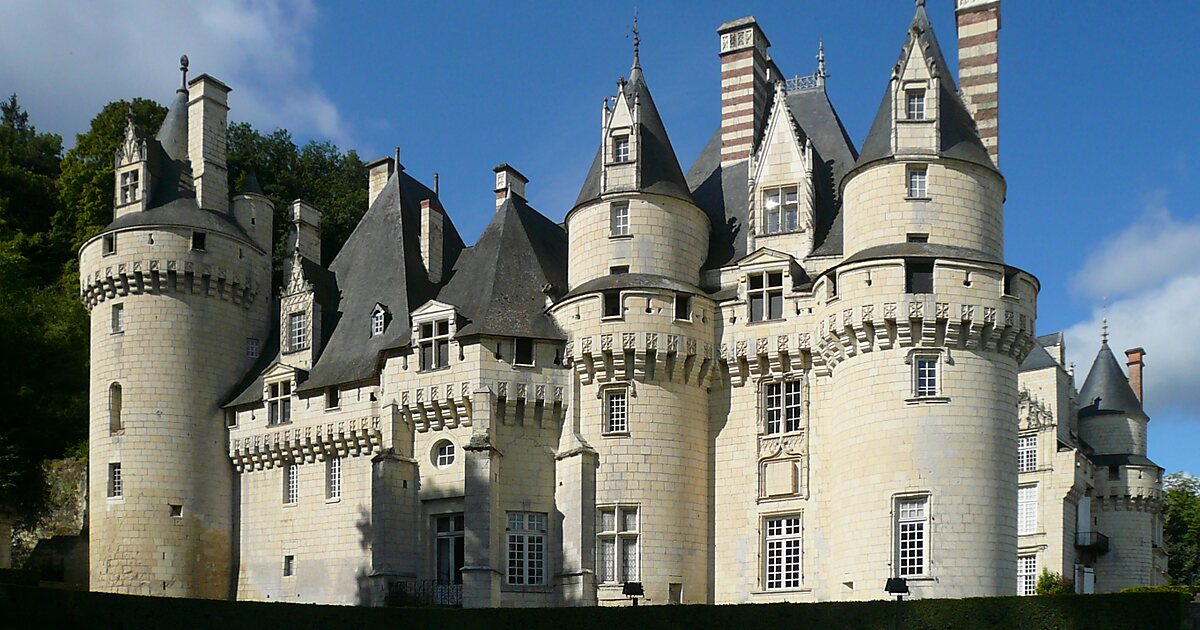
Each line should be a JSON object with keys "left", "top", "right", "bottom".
{"left": 2, "top": 1, "right": 1197, "bottom": 473}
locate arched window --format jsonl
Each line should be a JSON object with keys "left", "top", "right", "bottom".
{"left": 109, "top": 383, "right": 123, "bottom": 433}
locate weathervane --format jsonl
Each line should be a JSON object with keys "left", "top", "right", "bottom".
{"left": 631, "top": 10, "right": 640, "bottom": 68}
{"left": 179, "top": 54, "right": 189, "bottom": 91}
{"left": 817, "top": 37, "right": 827, "bottom": 79}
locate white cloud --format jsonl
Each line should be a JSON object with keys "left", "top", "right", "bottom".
{"left": 1070, "top": 190, "right": 1200, "bottom": 300}
{"left": 0, "top": 0, "right": 351, "bottom": 147}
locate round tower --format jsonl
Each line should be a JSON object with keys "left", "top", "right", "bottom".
{"left": 813, "top": 4, "right": 1037, "bottom": 599}
{"left": 551, "top": 55, "right": 714, "bottom": 605}
{"left": 79, "top": 64, "right": 272, "bottom": 598}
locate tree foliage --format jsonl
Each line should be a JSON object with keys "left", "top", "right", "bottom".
{"left": 1164, "top": 471, "right": 1200, "bottom": 585}
{"left": 1035, "top": 569, "right": 1075, "bottom": 596}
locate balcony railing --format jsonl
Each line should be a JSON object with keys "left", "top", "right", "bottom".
{"left": 385, "top": 580, "right": 463, "bottom": 607}
{"left": 1076, "top": 531, "right": 1110, "bottom": 554}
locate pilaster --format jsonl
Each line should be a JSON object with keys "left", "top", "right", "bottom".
{"left": 461, "top": 387, "right": 503, "bottom": 608}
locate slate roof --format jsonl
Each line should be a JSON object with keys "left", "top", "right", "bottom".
{"left": 436, "top": 195, "right": 567, "bottom": 341}
{"left": 1019, "top": 343, "right": 1059, "bottom": 373}
{"left": 686, "top": 84, "right": 857, "bottom": 269}
{"left": 156, "top": 88, "right": 190, "bottom": 163}
{"left": 574, "top": 63, "right": 694, "bottom": 210}
{"left": 838, "top": 241, "right": 1002, "bottom": 267}
{"left": 1090, "top": 453, "right": 1161, "bottom": 469}
{"left": 854, "top": 2, "right": 996, "bottom": 176}
{"left": 1077, "top": 342, "right": 1145, "bottom": 418}
{"left": 105, "top": 197, "right": 252, "bottom": 242}
{"left": 563, "top": 273, "right": 704, "bottom": 301}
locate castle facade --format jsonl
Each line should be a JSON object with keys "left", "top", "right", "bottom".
{"left": 78, "top": 1, "right": 1166, "bottom": 606}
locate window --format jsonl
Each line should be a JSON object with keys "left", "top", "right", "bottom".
{"left": 907, "top": 166, "right": 928, "bottom": 199}
{"left": 246, "top": 337, "right": 260, "bottom": 359}
{"left": 119, "top": 170, "right": 140, "bottom": 204}
{"left": 435, "top": 441, "right": 455, "bottom": 468}
{"left": 609, "top": 265, "right": 629, "bottom": 275}
{"left": 604, "top": 389, "right": 628, "bottom": 434}
{"left": 107, "top": 463, "right": 123, "bottom": 498}
{"left": 610, "top": 202, "right": 630, "bottom": 236}
{"left": 762, "top": 185, "right": 800, "bottom": 234}
{"left": 764, "top": 515, "right": 803, "bottom": 590}
{"left": 284, "top": 462, "right": 299, "bottom": 504}
{"left": 371, "top": 309, "right": 386, "bottom": 336}
{"left": 1018, "top": 435, "right": 1037, "bottom": 473}
{"left": 267, "top": 381, "right": 292, "bottom": 426}
{"left": 905, "top": 261, "right": 934, "bottom": 294}
{"left": 191, "top": 231, "right": 207, "bottom": 251}
{"left": 435, "top": 514, "right": 465, "bottom": 585}
{"left": 1017, "top": 555, "right": 1037, "bottom": 596}
{"left": 326, "top": 456, "right": 342, "bottom": 501}
{"left": 109, "top": 383, "right": 122, "bottom": 434}
{"left": 288, "top": 312, "right": 308, "bottom": 351}
{"left": 748, "top": 271, "right": 784, "bottom": 322}
{"left": 1018, "top": 485, "right": 1038, "bottom": 535}
{"left": 1108, "top": 466, "right": 1120, "bottom": 481}
{"left": 283, "top": 555, "right": 295, "bottom": 577}
{"left": 1004, "top": 271, "right": 1018, "bottom": 297}
{"left": 613, "top": 136, "right": 630, "bottom": 163}
{"left": 507, "top": 512, "right": 547, "bottom": 585}
{"left": 225, "top": 409, "right": 237, "bottom": 428}
{"left": 906, "top": 233, "right": 929, "bottom": 243}
{"left": 913, "top": 355, "right": 938, "bottom": 398}
{"left": 764, "top": 380, "right": 803, "bottom": 435}
{"left": 895, "top": 496, "right": 929, "bottom": 577}
{"left": 325, "top": 386, "right": 340, "bottom": 409}
{"left": 103, "top": 234, "right": 116, "bottom": 255}
{"left": 602, "top": 290, "right": 622, "bottom": 319}
{"left": 597, "top": 506, "right": 638, "bottom": 583}
{"left": 418, "top": 319, "right": 451, "bottom": 371}
{"left": 905, "top": 89, "right": 926, "bottom": 120}
{"left": 828, "top": 274, "right": 838, "bottom": 299}
{"left": 169, "top": 504, "right": 183, "bottom": 518}
{"left": 674, "top": 293, "right": 692, "bottom": 321}
{"left": 514, "top": 337, "right": 534, "bottom": 366}
{"left": 111, "top": 303, "right": 125, "bottom": 333}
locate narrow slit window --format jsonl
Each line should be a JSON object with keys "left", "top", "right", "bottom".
{"left": 111, "top": 303, "right": 125, "bottom": 333}
{"left": 109, "top": 383, "right": 123, "bottom": 433}
{"left": 326, "top": 456, "right": 342, "bottom": 500}
{"left": 284, "top": 462, "right": 299, "bottom": 504}
{"left": 605, "top": 389, "right": 628, "bottom": 434}
{"left": 108, "top": 463, "right": 123, "bottom": 498}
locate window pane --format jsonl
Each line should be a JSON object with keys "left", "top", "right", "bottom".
{"left": 599, "top": 538, "right": 615, "bottom": 582}
{"left": 437, "top": 339, "right": 449, "bottom": 368}
{"left": 767, "top": 272, "right": 783, "bottom": 288}
{"left": 599, "top": 508, "right": 616, "bottom": 533}
{"left": 621, "top": 537, "right": 638, "bottom": 581}
{"left": 764, "top": 383, "right": 782, "bottom": 434}
{"left": 620, "top": 507, "right": 638, "bottom": 532}
{"left": 749, "top": 294, "right": 764, "bottom": 322}
{"left": 785, "top": 381, "right": 803, "bottom": 433}
{"left": 769, "top": 291, "right": 783, "bottom": 320}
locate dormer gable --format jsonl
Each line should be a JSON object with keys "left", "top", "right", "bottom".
{"left": 749, "top": 84, "right": 817, "bottom": 258}
{"left": 280, "top": 249, "right": 323, "bottom": 371}
{"left": 370, "top": 303, "right": 390, "bottom": 338}
{"left": 892, "top": 31, "right": 941, "bottom": 156}
{"left": 601, "top": 82, "right": 641, "bottom": 193}
{"left": 113, "top": 114, "right": 152, "bottom": 219}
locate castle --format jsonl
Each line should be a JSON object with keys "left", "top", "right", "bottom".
{"left": 78, "top": 1, "right": 1167, "bottom": 606}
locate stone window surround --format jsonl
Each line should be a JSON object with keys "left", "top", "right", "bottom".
{"left": 283, "top": 461, "right": 299, "bottom": 505}
{"left": 326, "top": 455, "right": 342, "bottom": 502}
{"left": 108, "top": 382, "right": 123, "bottom": 435}
{"left": 287, "top": 311, "right": 308, "bottom": 352}
{"left": 746, "top": 270, "right": 785, "bottom": 323}
{"left": 761, "top": 511, "right": 804, "bottom": 591}
{"left": 893, "top": 492, "right": 932, "bottom": 580}
{"left": 596, "top": 504, "right": 639, "bottom": 585}
{"left": 905, "top": 163, "right": 930, "bottom": 201}
{"left": 611, "top": 135, "right": 631, "bottom": 164}
{"left": 598, "top": 382, "right": 633, "bottom": 436}
{"left": 1018, "top": 433, "right": 1037, "bottom": 473}
{"left": 102, "top": 233, "right": 117, "bottom": 256}
{"left": 905, "top": 88, "right": 926, "bottom": 121}
{"left": 433, "top": 439, "right": 456, "bottom": 469}
{"left": 673, "top": 292, "right": 693, "bottom": 322}
{"left": 111, "top": 302, "right": 125, "bottom": 334}
{"left": 265, "top": 376, "right": 294, "bottom": 426}
{"left": 609, "top": 201, "right": 631, "bottom": 237}
{"left": 506, "top": 511, "right": 548, "bottom": 587}
{"left": 119, "top": 169, "right": 140, "bottom": 205}
{"left": 411, "top": 303, "right": 456, "bottom": 372}
{"left": 760, "top": 184, "right": 801, "bottom": 235}
{"left": 760, "top": 377, "right": 804, "bottom": 436}
{"left": 1018, "top": 484, "right": 1038, "bottom": 536}
{"left": 107, "top": 462, "right": 123, "bottom": 500}
{"left": 512, "top": 337, "right": 535, "bottom": 367}
{"left": 904, "top": 348, "right": 950, "bottom": 404}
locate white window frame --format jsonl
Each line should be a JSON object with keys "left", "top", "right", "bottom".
{"left": 747, "top": 271, "right": 785, "bottom": 322}
{"left": 905, "top": 89, "right": 926, "bottom": 120}
{"left": 111, "top": 303, "right": 125, "bottom": 334}
{"left": 613, "top": 136, "right": 630, "bottom": 163}
{"left": 371, "top": 308, "right": 386, "bottom": 337}
{"left": 326, "top": 456, "right": 342, "bottom": 501}
{"left": 284, "top": 461, "right": 299, "bottom": 505}
{"left": 507, "top": 512, "right": 548, "bottom": 586}
{"left": 246, "top": 337, "right": 261, "bottom": 359}
{"left": 1017, "top": 554, "right": 1037, "bottom": 596}
{"left": 762, "top": 185, "right": 800, "bottom": 235}
{"left": 435, "top": 440, "right": 455, "bottom": 468}
{"left": 288, "top": 311, "right": 308, "bottom": 351}
{"left": 119, "top": 169, "right": 140, "bottom": 204}
{"left": 610, "top": 202, "right": 630, "bottom": 237}
{"left": 604, "top": 388, "right": 628, "bottom": 434}
{"left": 913, "top": 354, "right": 939, "bottom": 398}
{"left": 108, "top": 462, "right": 122, "bottom": 498}
{"left": 418, "top": 318, "right": 451, "bottom": 371}
{"left": 1018, "top": 434, "right": 1037, "bottom": 473}
{"left": 763, "top": 379, "right": 803, "bottom": 435}
{"left": 267, "top": 380, "right": 292, "bottom": 426}
{"left": 763, "top": 514, "right": 803, "bottom": 590}
{"left": 1018, "top": 485, "right": 1038, "bottom": 535}
{"left": 895, "top": 495, "right": 930, "bottom": 578}
{"left": 907, "top": 165, "right": 928, "bottom": 199}
{"left": 597, "top": 505, "right": 639, "bottom": 584}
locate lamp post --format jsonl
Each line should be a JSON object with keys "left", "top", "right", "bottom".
{"left": 623, "top": 581, "right": 644, "bottom": 607}
{"left": 885, "top": 578, "right": 909, "bottom": 630}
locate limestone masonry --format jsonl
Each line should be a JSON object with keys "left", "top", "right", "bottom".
{"left": 79, "top": 1, "right": 1166, "bottom": 606}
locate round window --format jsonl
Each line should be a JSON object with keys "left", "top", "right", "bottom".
{"left": 433, "top": 440, "right": 456, "bottom": 468}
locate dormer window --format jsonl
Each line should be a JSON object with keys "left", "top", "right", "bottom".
{"left": 268, "top": 381, "right": 292, "bottom": 426}
{"left": 119, "top": 170, "right": 140, "bottom": 204}
{"left": 288, "top": 312, "right": 308, "bottom": 351}
{"left": 748, "top": 271, "right": 784, "bottom": 323}
{"left": 610, "top": 202, "right": 630, "bottom": 237}
{"left": 419, "top": 319, "right": 451, "bottom": 371}
{"left": 371, "top": 307, "right": 387, "bottom": 337}
{"left": 905, "top": 90, "right": 926, "bottom": 120}
{"left": 613, "top": 136, "right": 630, "bottom": 163}
{"left": 763, "top": 186, "right": 800, "bottom": 234}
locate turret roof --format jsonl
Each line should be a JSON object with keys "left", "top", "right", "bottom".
{"left": 1078, "top": 342, "right": 1145, "bottom": 418}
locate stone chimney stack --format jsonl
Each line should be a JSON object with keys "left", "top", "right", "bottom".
{"left": 420, "top": 198, "right": 444, "bottom": 285}
{"left": 288, "top": 200, "right": 322, "bottom": 265}
{"left": 717, "top": 17, "right": 777, "bottom": 166}
{"left": 366, "top": 156, "right": 396, "bottom": 207}
{"left": 493, "top": 163, "right": 529, "bottom": 208}
{"left": 955, "top": 0, "right": 1001, "bottom": 166}
{"left": 1125, "top": 347, "right": 1146, "bottom": 403}
{"left": 186, "top": 74, "right": 231, "bottom": 212}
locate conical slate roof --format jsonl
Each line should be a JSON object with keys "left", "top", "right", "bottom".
{"left": 853, "top": 2, "right": 996, "bottom": 176}
{"left": 155, "top": 88, "right": 190, "bottom": 163}
{"left": 437, "top": 195, "right": 567, "bottom": 340}
{"left": 574, "top": 63, "right": 694, "bottom": 210}
{"left": 1078, "top": 342, "right": 1145, "bottom": 418}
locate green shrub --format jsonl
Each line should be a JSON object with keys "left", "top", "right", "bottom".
{"left": 1035, "top": 569, "right": 1075, "bottom": 596}
{"left": 1121, "top": 584, "right": 1199, "bottom": 596}
{"left": 0, "top": 568, "right": 38, "bottom": 586}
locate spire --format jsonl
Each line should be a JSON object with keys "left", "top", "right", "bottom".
{"left": 1079, "top": 340, "right": 1145, "bottom": 419}
{"left": 1101, "top": 315, "right": 1109, "bottom": 345}
{"left": 816, "top": 37, "right": 827, "bottom": 79}
{"left": 156, "top": 54, "right": 192, "bottom": 164}
{"left": 241, "top": 166, "right": 263, "bottom": 195}
{"left": 631, "top": 10, "right": 641, "bottom": 70}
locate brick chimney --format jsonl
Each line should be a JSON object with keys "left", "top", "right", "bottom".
{"left": 717, "top": 17, "right": 778, "bottom": 166}
{"left": 1125, "top": 347, "right": 1146, "bottom": 403}
{"left": 493, "top": 163, "right": 528, "bottom": 208}
{"left": 955, "top": 0, "right": 1001, "bottom": 166}
{"left": 366, "top": 156, "right": 396, "bottom": 207}
{"left": 187, "top": 74, "right": 231, "bottom": 212}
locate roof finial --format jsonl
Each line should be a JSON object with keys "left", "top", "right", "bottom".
{"left": 817, "top": 37, "right": 827, "bottom": 80}
{"left": 179, "top": 54, "right": 189, "bottom": 92}
{"left": 915, "top": 0, "right": 926, "bottom": 7}
{"left": 631, "top": 10, "right": 641, "bottom": 69}
{"left": 1101, "top": 304, "right": 1110, "bottom": 345}
{"left": 394, "top": 146, "right": 400, "bottom": 169}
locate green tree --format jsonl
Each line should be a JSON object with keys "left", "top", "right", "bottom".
{"left": 1164, "top": 472, "right": 1200, "bottom": 585}
{"left": 1035, "top": 569, "right": 1074, "bottom": 596}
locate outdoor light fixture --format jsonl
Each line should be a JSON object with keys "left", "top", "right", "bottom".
{"left": 885, "top": 577, "right": 909, "bottom": 601}
{"left": 623, "top": 581, "right": 644, "bottom": 606}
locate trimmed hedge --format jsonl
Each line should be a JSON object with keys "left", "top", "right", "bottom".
{"left": 0, "top": 568, "right": 38, "bottom": 586}
{"left": 0, "top": 584, "right": 1190, "bottom": 630}
{"left": 1123, "top": 584, "right": 1200, "bottom": 597}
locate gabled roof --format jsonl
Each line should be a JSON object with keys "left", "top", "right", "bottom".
{"left": 1078, "top": 342, "right": 1145, "bottom": 418}
{"left": 1019, "top": 343, "right": 1059, "bottom": 373}
{"left": 854, "top": 2, "right": 996, "bottom": 176}
{"left": 574, "top": 63, "right": 694, "bottom": 210}
{"left": 436, "top": 195, "right": 567, "bottom": 341}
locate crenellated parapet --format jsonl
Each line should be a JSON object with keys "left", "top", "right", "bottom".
{"left": 564, "top": 331, "right": 715, "bottom": 388}
{"left": 81, "top": 255, "right": 261, "bottom": 310}
{"left": 229, "top": 415, "right": 382, "bottom": 473}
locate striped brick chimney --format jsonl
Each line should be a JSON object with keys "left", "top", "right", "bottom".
{"left": 955, "top": 0, "right": 1000, "bottom": 166}
{"left": 1125, "top": 347, "right": 1146, "bottom": 404}
{"left": 717, "top": 17, "right": 777, "bottom": 166}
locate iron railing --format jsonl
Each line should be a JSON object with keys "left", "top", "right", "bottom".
{"left": 1075, "top": 531, "right": 1110, "bottom": 554}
